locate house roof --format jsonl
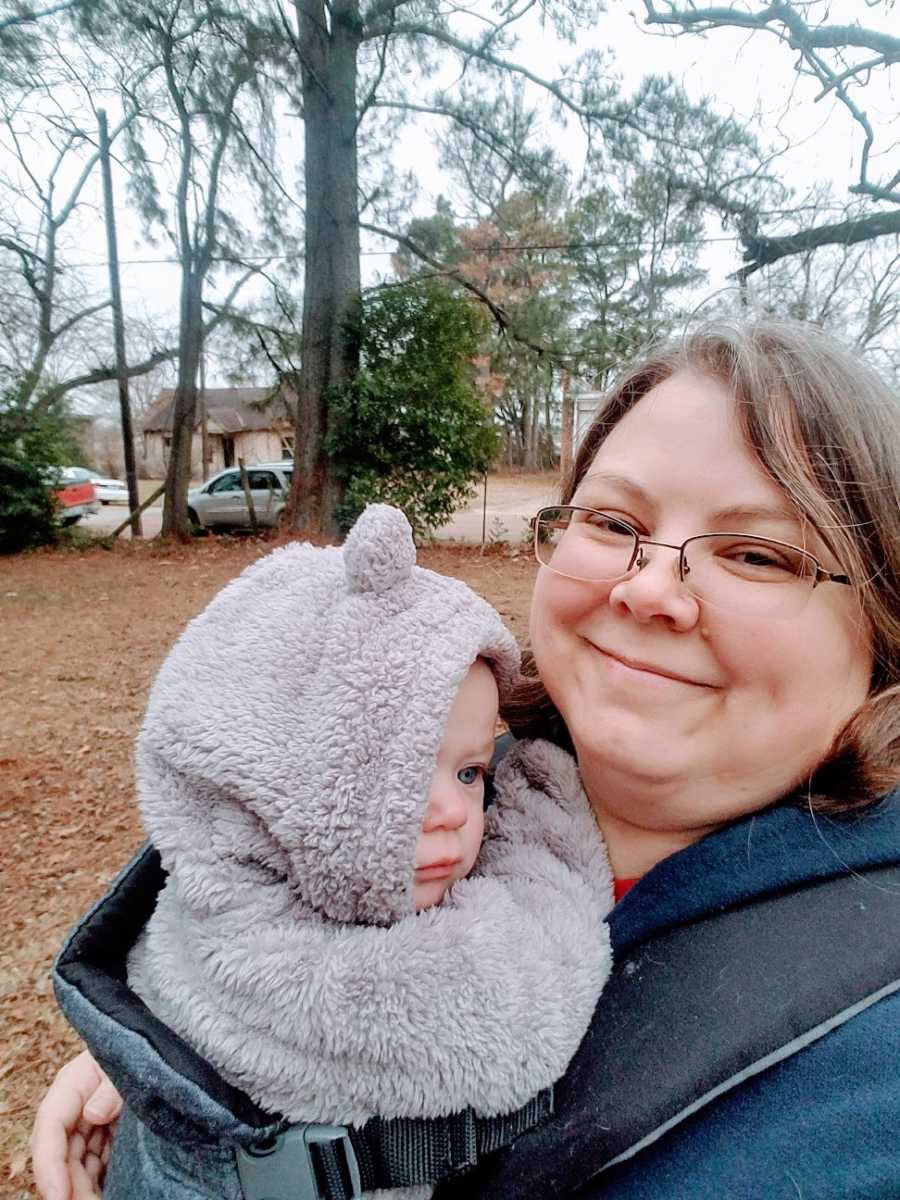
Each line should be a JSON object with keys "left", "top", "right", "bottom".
{"left": 141, "top": 387, "right": 295, "bottom": 434}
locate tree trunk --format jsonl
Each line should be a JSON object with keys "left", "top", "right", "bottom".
{"left": 543, "top": 382, "right": 554, "bottom": 470}
{"left": 161, "top": 269, "right": 203, "bottom": 540}
{"left": 560, "top": 371, "right": 574, "bottom": 478}
{"left": 288, "top": 0, "right": 362, "bottom": 537}
{"left": 524, "top": 392, "right": 539, "bottom": 471}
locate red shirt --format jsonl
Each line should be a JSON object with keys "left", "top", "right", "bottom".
{"left": 613, "top": 877, "right": 638, "bottom": 903}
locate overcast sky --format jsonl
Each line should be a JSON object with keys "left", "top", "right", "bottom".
{"left": 33, "top": 0, "right": 896, "bottom": 389}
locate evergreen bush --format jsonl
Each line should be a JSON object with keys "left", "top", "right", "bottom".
{"left": 327, "top": 281, "right": 498, "bottom": 538}
{"left": 0, "top": 393, "right": 85, "bottom": 554}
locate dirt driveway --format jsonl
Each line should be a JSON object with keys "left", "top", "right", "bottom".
{"left": 0, "top": 535, "right": 538, "bottom": 1197}
{"left": 435, "top": 472, "right": 560, "bottom": 542}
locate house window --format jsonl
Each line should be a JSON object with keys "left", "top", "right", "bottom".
{"left": 280, "top": 433, "right": 295, "bottom": 460}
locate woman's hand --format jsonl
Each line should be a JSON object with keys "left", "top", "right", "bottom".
{"left": 31, "top": 1051, "right": 123, "bottom": 1200}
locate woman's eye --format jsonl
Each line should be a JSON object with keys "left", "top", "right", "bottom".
{"left": 719, "top": 542, "right": 798, "bottom": 575}
{"left": 457, "top": 766, "right": 484, "bottom": 786}
{"left": 740, "top": 549, "right": 782, "bottom": 568}
{"left": 583, "top": 513, "right": 636, "bottom": 538}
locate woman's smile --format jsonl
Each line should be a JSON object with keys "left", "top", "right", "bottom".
{"left": 589, "top": 642, "right": 719, "bottom": 690}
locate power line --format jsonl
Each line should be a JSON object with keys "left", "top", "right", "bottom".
{"left": 58, "top": 233, "right": 745, "bottom": 270}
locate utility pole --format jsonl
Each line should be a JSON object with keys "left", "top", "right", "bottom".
{"left": 98, "top": 108, "right": 141, "bottom": 537}
{"left": 199, "top": 348, "right": 210, "bottom": 481}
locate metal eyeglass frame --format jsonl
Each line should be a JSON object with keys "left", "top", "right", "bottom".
{"left": 531, "top": 505, "right": 852, "bottom": 592}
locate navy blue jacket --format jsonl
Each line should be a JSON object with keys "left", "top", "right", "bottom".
{"left": 454, "top": 789, "right": 900, "bottom": 1200}
{"left": 55, "top": 789, "right": 900, "bottom": 1200}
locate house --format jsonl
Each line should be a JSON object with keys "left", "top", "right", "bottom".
{"left": 574, "top": 391, "right": 603, "bottom": 446}
{"left": 140, "top": 385, "right": 296, "bottom": 480}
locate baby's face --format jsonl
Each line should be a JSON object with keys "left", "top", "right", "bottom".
{"left": 413, "top": 659, "right": 499, "bottom": 911}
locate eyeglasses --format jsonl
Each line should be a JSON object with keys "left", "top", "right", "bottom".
{"left": 531, "top": 506, "right": 851, "bottom": 618}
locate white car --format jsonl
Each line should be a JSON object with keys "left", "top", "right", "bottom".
{"left": 187, "top": 462, "right": 294, "bottom": 531}
{"left": 89, "top": 475, "right": 130, "bottom": 504}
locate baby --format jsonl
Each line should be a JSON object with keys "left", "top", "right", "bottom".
{"left": 59, "top": 504, "right": 613, "bottom": 1200}
{"left": 410, "top": 654, "right": 498, "bottom": 913}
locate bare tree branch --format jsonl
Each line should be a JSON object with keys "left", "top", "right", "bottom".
{"left": 35, "top": 344, "right": 178, "bottom": 410}
{"left": 363, "top": 219, "right": 512, "bottom": 323}
{"left": 359, "top": 0, "right": 412, "bottom": 31}
{"left": 642, "top": 1, "right": 900, "bottom": 209}
{"left": 356, "top": 17, "right": 393, "bottom": 125}
{"left": 52, "top": 298, "right": 110, "bottom": 340}
{"left": 370, "top": 98, "right": 530, "bottom": 179}
{"left": 362, "top": 20, "right": 621, "bottom": 129}
{"left": 359, "top": 219, "right": 575, "bottom": 364}
{"left": 33, "top": 266, "right": 258, "bottom": 410}
{"left": 738, "top": 208, "right": 900, "bottom": 279}
{"left": 642, "top": 2, "right": 900, "bottom": 56}
{"left": 0, "top": 0, "right": 81, "bottom": 33}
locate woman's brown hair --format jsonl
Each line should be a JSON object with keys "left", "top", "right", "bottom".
{"left": 503, "top": 319, "right": 900, "bottom": 813}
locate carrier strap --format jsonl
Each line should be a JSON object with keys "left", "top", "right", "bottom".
{"left": 434, "top": 864, "right": 900, "bottom": 1200}
{"left": 235, "top": 1090, "right": 553, "bottom": 1200}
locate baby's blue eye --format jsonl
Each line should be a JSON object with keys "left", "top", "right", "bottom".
{"left": 457, "top": 766, "right": 483, "bottom": 786}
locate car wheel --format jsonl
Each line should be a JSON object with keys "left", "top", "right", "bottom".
{"left": 61, "top": 514, "right": 81, "bottom": 527}
{"left": 188, "top": 508, "right": 207, "bottom": 536}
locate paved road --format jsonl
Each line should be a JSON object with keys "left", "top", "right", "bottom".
{"left": 82, "top": 502, "right": 164, "bottom": 539}
{"left": 80, "top": 474, "right": 560, "bottom": 544}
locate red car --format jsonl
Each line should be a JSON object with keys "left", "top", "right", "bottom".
{"left": 48, "top": 467, "right": 101, "bottom": 526}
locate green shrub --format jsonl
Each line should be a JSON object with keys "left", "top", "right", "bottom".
{"left": 0, "top": 449, "right": 59, "bottom": 554}
{"left": 0, "top": 394, "right": 85, "bottom": 554}
{"left": 327, "top": 280, "right": 498, "bottom": 538}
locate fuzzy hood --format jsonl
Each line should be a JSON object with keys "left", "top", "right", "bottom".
{"left": 128, "top": 737, "right": 614, "bottom": 1126}
{"left": 135, "top": 504, "right": 520, "bottom": 926}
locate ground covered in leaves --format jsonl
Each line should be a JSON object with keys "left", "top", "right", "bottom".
{"left": 0, "top": 534, "right": 537, "bottom": 1198}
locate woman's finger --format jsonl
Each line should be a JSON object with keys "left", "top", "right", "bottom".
{"left": 31, "top": 1052, "right": 106, "bottom": 1200}
{"left": 68, "top": 1155, "right": 102, "bottom": 1200}
{"left": 84, "top": 1127, "right": 105, "bottom": 1158}
{"left": 83, "top": 1076, "right": 123, "bottom": 1125}
{"left": 83, "top": 1149, "right": 104, "bottom": 1188}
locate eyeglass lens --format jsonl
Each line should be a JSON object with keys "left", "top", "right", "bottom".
{"left": 534, "top": 507, "right": 819, "bottom": 617}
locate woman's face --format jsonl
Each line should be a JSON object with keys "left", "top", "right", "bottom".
{"left": 530, "top": 369, "right": 873, "bottom": 837}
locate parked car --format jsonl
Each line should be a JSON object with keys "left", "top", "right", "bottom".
{"left": 89, "top": 474, "right": 129, "bottom": 504}
{"left": 187, "top": 462, "right": 293, "bottom": 531}
{"left": 44, "top": 467, "right": 101, "bottom": 526}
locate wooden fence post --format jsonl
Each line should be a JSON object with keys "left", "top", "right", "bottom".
{"left": 238, "top": 458, "right": 258, "bottom": 534}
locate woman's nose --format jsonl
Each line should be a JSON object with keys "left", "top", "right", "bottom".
{"left": 421, "top": 781, "right": 468, "bottom": 832}
{"left": 607, "top": 544, "right": 700, "bottom": 630}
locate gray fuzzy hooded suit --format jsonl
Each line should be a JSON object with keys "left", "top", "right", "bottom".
{"left": 127, "top": 504, "right": 614, "bottom": 1198}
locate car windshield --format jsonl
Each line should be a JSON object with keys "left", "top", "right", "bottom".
{"left": 60, "top": 467, "right": 93, "bottom": 483}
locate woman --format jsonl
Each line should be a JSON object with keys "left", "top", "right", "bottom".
{"left": 32, "top": 319, "right": 900, "bottom": 1199}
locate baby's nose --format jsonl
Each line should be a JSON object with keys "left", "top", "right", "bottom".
{"left": 421, "top": 784, "right": 467, "bottom": 831}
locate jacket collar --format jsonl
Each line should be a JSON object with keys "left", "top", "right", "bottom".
{"left": 609, "top": 788, "right": 900, "bottom": 952}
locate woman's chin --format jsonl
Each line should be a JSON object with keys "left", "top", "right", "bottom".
{"left": 565, "top": 704, "right": 700, "bottom": 787}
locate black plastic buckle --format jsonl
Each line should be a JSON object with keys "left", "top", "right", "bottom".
{"left": 236, "top": 1124, "right": 362, "bottom": 1200}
